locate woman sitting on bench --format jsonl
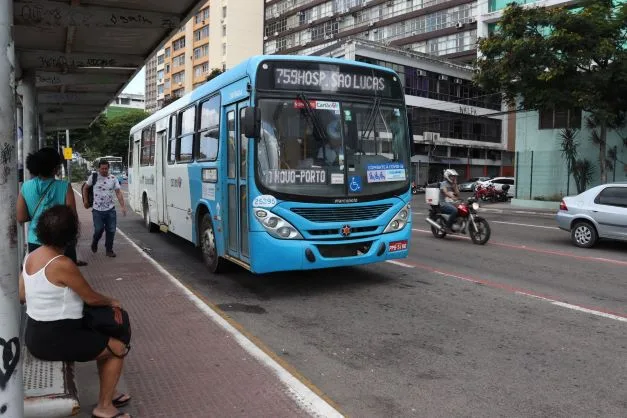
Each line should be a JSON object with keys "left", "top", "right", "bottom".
{"left": 19, "top": 205, "right": 132, "bottom": 418}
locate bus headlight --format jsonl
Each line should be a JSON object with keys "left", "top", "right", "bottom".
{"left": 254, "top": 211, "right": 302, "bottom": 240}
{"left": 384, "top": 204, "right": 411, "bottom": 233}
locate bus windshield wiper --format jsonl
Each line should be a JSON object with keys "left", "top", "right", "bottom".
{"left": 298, "top": 93, "right": 328, "bottom": 144}
{"left": 360, "top": 96, "right": 381, "bottom": 145}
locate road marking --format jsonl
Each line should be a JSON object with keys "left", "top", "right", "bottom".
{"left": 412, "top": 211, "right": 424, "bottom": 215}
{"left": 390, "top": 258, "right": 627, "bottom": 323}
{"left": 492, "top": 221, "right": 559, "bottom": 230}
{"left": 386, "top": 260, "right": 415, "bottom": 268}
{"left": 411, "top": 227, "right": 627, "bottom": 267}
{"left": 72, "top": 188, "right": 344, "bottom": 417}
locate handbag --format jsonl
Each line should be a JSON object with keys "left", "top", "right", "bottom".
{"left": 83, "top": 305, "right": 132, "bottom": 357}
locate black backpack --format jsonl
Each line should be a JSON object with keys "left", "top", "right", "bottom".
{"left": 83, "top": 172, "right": 98, "bottom": 208}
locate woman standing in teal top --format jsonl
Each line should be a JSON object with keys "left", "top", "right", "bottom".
{"left": 16, "top": 148, "right": 87, "bottom": 266}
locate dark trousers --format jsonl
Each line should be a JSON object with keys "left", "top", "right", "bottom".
{"left": 28, "top": 241, "right": 78, "bottom": 264}
{"left": 93, "top": 209, "right": 116, "bottom": 252}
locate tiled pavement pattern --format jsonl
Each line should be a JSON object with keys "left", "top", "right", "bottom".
{"left": 73, "top": 206, "right": 312, "bottom": 417}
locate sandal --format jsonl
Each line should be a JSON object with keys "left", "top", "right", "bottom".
{"left": 76, "top": 260, "right": 88, "bottom": 266}
{"left": 112, "top": 393, "right": 131, "bottom": 408}
{"left": 92, "top": 413, "right": 131, "bottom": 418}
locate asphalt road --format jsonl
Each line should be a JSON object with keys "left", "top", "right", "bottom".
{"left": 116, "top": 191, "right": 626, "bottom": 417}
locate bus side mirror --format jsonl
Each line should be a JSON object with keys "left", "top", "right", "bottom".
{"left": 242, "top": 107, "right": 260, "bottom": 139}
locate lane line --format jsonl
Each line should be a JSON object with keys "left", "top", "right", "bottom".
{"left": 411, "top": 227, "right": 627, "bottom": 267}
{"left": 491, "top": 221, "right": 559, "bottom": 230}
{"left": 73, "top": 188, "right": 344, "bottom": 417}
{"left": 385, "top": 260, "right": 415, "bottom": 268}
{"left": 384, "top": 255, "right": 627, "bottom": 323}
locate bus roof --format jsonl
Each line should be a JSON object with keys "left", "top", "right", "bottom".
{"left": 130, "top": 55, "right": 400, "bottom": 135}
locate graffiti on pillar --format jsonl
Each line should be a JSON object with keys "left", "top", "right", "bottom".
{"left": 0, "top": 143, "right": 14, "bottom": 186}
{"left": 110, "top": 13, "right": 153, "bottom": 26}
{"left": 37, "top": 55, "right": 117, "bottom": 69}
{"left": 0, "top": 337, "right": 20, "bottom": 391}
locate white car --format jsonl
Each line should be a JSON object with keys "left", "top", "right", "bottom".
{"left": 478, "top": 177, "right": 516, "bottom": 197}
{"left": 556, "top": 182, "right": 627, "bottom": 247}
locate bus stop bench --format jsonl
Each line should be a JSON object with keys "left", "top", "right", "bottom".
{"left": 21, "top": 313, "right": 80, "bottom": 418}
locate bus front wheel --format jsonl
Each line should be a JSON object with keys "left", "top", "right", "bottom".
{"left": 200, "top": 214, "right": 223, "bottom": 273}
{"left": 143, "top": 198, "right": 158, "bottom": 233}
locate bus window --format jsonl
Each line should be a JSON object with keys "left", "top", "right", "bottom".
{"left": 128, "top": 137, "right": 133, "bottom": 168}
{"left": 239, "top": 107, "right": 248, "bottom": 179}
{"left": 140, "top": 125, "right": 155, "bottom": 166}
{"left": 227, "top": 111, "right": 236, "bottom": 178}
{"left": 197, "top": 95, "right": 220, "bottom": 161}
{"left": 177, "top": 106, "right": 195, "bottom": 163}
{"left": 168, "top": 114, "right": 177, "bottom": 164}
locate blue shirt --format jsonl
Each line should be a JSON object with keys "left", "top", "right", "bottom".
{"left": 21, "top": 178, "right": 69, "bottom": 244}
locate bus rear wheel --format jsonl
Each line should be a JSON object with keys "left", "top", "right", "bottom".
{"left": 143, "top": 197, "right": 158, "bottom": 233}
{"left": 200, "top": 214, "right": 223, "bottom": 273}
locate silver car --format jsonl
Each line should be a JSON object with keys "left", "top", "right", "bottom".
{"left": 556, "top": 182, "right": 627, "bottom": 247}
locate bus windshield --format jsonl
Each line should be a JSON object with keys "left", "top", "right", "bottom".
{"left": 256, "top": 97, "right": 409, "bottom": 200}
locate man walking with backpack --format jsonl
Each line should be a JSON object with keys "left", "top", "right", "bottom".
{"left": 82, "top": 160, "right": 127, "bottom": 257}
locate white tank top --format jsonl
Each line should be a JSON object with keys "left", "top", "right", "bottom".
{"left": 23, "top": 254, "right": 84, "bottom": 321}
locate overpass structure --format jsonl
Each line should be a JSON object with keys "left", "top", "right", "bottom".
{"left": 0, "top": 1, "right": 208, "bottom": 415}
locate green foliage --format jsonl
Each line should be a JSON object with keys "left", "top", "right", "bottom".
{"left": 206, "top": 68, "right": 224, "bottom": 82}
{"left": 66, "top": 109, "right": 148, "bottom": 166}
{"left": 69, "top": 161, "right": 90, "bottom": 183}
{"left": 475, "top": 0, "right": 627, "bottom": 183}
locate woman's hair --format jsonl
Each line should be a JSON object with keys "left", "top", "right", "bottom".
{"left": 36, "top": 205, "right": 79, "bottom": 248}
{"left": 25, "top": 147, "right": 62, "bottom": 177}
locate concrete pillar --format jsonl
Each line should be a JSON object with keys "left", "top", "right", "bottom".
{"left": 38, "top": 113, "right": 45, "bottom": 149}
{"left": 0, "top": 0, "right": 24, "bottom": 415}
{"left": 21, "top": 74, "right": 36, "bottom": 181}
{"left": 16, "top": 104, "right": 22, "bottom": 180}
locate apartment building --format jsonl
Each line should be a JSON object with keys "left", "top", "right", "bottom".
{"left": 263, "top": 0, "right": 478, "bottom": 64}
{"left": 145, "top": 0, "right": 263, "bottom": 113}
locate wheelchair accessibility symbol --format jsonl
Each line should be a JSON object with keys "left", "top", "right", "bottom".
{"left": 348, "top": 176, "right": 362, "bottom": 193}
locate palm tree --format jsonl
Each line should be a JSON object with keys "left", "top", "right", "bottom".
{"left": 560, "top": 128, "right": 593, "bottom": 193}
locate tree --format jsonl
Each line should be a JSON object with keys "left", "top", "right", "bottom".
{"left": 206, "top": 68, "right": 224, "bottom": 82}
{"left": 475, "top": 0, "right": 627, "bottom": 183}
{"left": 559, "top": 128, "right": 593, "bottom": 193}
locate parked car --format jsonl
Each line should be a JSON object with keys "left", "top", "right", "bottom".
{"left": 556, "top": 182, "right": 627, "bottom": 248}
{"left": 459, "top": 177, "right": 491, "bottom": 192}
{"left": 478, "top": 177, "right": 516, "bottom": 197}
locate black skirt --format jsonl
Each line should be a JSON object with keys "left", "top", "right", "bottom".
{"left": 25, "top": 316, "right": 109, "bottom": 362}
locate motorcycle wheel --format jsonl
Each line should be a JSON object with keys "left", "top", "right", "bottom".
{"left": 430, "top": 217, "right": 447, "bottom": 238}
{"left": 469, "top": 217, "right": 491, "bottom": 245}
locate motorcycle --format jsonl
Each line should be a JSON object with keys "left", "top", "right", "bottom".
{"left": 475, "top": 184, "right": 509, "bottom": 202}
{"left": 426, "top": 197, "right": 491, "bottom": 245}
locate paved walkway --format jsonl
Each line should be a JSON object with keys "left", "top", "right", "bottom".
{"left": 72, "top": 201, "right": 341, "bottom": 417}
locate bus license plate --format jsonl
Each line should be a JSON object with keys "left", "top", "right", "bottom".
{"left": 389, "top": 241, "right": 407, "bottom": 252}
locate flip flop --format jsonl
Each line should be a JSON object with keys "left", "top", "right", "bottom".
{"left": 112, "top": 394, "right": 131, "bottom": 408}
{"left": 76, "top": 260, "right": 88, "bottom": 266}
{"left": 92, "top": 413, "right": 131, "bottom": 418}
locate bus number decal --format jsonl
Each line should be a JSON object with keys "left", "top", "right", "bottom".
{"left": 253, "top": 195, "right": 277, "bottom": 208}
{"left": 264, "top": 169, "right": 326, "bottom": 185}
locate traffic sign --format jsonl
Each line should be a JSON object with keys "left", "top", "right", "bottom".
{"left": 63, "top": 147, "right": 73, "bottom": 160}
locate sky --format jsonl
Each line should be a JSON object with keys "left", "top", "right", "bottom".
{"left": 122, "top": 66, "right": 146, "bottom": 95}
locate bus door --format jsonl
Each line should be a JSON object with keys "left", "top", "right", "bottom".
{"left": 155, "top": 128, "right": 168, "bottom": 226}
{"left": 224, "top": 102, "right": 250, "bottom": 262}
{"left": 130, "top": 134, "right": 141, "bottom": 212}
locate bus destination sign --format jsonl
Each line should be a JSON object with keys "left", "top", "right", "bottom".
{"left": 275, "top": 68, "right": 386, "bottom": 93}
{"left": 257, "top": 61, "right": 402, "bottom": 98}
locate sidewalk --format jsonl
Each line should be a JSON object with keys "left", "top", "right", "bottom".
{"left": 72, "top": 203, "right": 342, "bottom": 417}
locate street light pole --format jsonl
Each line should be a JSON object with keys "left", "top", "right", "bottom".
{"left": 0, "top": 0, "right": 24, "bottom": 415}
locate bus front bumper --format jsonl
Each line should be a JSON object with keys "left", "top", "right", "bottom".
{"left": 249, "top": 228, "right": 411, "bottom": 274}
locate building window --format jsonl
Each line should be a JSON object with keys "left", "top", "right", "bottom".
{"left": 164, "top": 79, "right": 170, "bottom": 89}
{"left": 164, "top": 47, "right": 171, "bottom": 58}
{"left": 539, "top": 108, "right": 582, "bottom": 130}
{"left": 195, "top": 8, "right": 209, "bottom": 24}
{"left": 193, "top": 44, "right": 209, "bottom": 59}
{"left": 157, "top": 55, "right": 164, "bottom": 65}
{"left": 157, "top": 85, "right": 164, "bottom": 95}
{"left": 173, "top": 88, "right": 184, "bottom": 98}
{"left": 157, "top": 70, "right": 164, "bottom": 82}
{"left": 222, "top": 25, "right": 227, "bottom": 37}
{"left": 222, "top": 43, "right": 227, "bottom": 55}
{"left": 172, "top": 54, "right": 185, "bottom": 67}
{"left": 194, "top": 63, "right": 209, "bottom": 78}
{"left": 172, "top": 37, "right": 185, "bottom": 51}
{"left": 194, "top": 25, "right": 209, "bottom": 42}
{"left": 165, "top": 63, "right": 170, "bottom": 74}
{"left": 222, "top": 6, "right": 227, "bottom": 18}
{"left": 172, "top": 71, "right": 185, "bottom": 85}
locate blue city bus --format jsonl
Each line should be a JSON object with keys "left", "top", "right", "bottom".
{"left": 128, "top": 55, "right": 412, "bottom": 274}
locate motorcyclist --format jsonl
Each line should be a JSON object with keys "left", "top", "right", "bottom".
{"left": 440, "top": 169, "right": 460, "bottom": 231}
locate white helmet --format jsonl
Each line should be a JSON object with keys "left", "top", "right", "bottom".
{"left": 443, "top": 169, "right": 459, "bottom": 182}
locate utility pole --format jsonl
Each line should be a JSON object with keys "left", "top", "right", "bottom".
{"left": 0, "top": 0, "right": 24, "bottom": 415}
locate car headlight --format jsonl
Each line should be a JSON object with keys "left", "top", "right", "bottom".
{"left": 254, "top": 210, "right": 303, "bottom": 240}
{"left": 384, "top": 204, "right": 411, "bottom": 233}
